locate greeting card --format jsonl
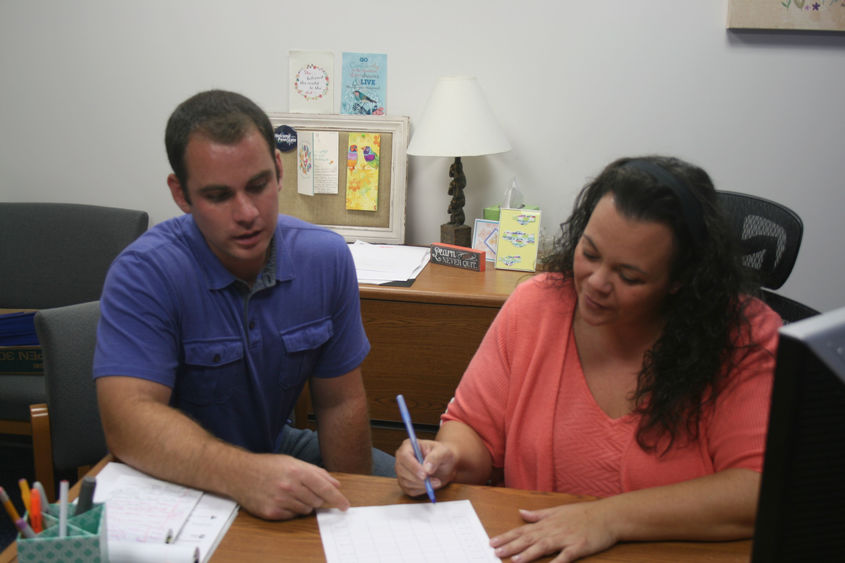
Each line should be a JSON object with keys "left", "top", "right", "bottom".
{"left": 472, "top": 218, "right": 499, "bottom": 263}
{"left": 345, "top": 132, "right": 380, "bottom": 211}
{"left": 297, "top": 131, "right": 339, "bottom": 196}
{"left": 340, "top": 52, "right": 386, "bottom": 115}
{"left": 289, "top": 50, "right": 334, "bottom": 113}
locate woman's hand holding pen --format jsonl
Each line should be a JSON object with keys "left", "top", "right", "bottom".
{"left": 395, "top": 439, "right": 456, "bottom": 498}
{"left": 396, "top": 420, "right": 494, "bottom": 497}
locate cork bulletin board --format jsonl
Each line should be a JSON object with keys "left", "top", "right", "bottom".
{"left": 267, "top": 113, "right": 409, "bottom": 244}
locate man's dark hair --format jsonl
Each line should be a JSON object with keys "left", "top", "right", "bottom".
{"left": 164, "top": 90, "right": 277, "bottom": 200}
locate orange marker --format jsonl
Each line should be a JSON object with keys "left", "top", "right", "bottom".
{"left": 30, "top": 488, "right": 43, "bottom": 534}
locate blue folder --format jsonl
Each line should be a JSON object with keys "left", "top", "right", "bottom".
{"left": 0, "top": 311, "right": 39, "bottom": 346}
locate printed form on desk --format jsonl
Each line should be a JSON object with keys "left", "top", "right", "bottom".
{"left": 317, "top": 500, "right": 501, "bottom": 562}
{"left": 92, "top": 462, "right": 239, "bottom": 563}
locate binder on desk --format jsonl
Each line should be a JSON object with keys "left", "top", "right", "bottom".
{"left": 92, "top": 462, "right": 238, "bottom": 563}
{"left": 0, "top": 311, "right": 42, "bottom": 376}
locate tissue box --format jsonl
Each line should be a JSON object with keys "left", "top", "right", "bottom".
{"left": 18, "top": 503, "right": 108, "bottom": 562}
{"left": 483, "top": 205, "right": 539, "bottom": 222}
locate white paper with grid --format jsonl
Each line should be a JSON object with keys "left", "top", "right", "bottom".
{"left": 317, "top": 499, "right": 500, "bottom": 563}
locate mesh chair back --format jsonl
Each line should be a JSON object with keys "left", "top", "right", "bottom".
{"left": 717, "top": 191, "right": 803, "bottom": 290}
{"left": 761, "top": 289, "right": 820, "bottom": 324}
{"left": 33, "top": 301, "right": 107, "bottom": 473}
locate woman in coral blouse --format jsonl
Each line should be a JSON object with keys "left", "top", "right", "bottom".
{"left": 395, "top": 155, "right": 781, "bottom": 562}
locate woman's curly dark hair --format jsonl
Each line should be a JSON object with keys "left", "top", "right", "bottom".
{"left": 544, "top": 155, "right": 760, "bottom": 453}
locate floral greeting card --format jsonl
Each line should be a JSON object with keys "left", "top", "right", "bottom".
{"left": 289, "top": 50, "right": 334, "bottom": 113}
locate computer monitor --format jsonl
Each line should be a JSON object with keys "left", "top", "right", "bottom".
{"left": 751, "top": 306, "right": 845, "bottom": 561}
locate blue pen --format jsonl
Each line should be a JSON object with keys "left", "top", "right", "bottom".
{"left": 396, "top": 394, "right": 436, "bottom": 503}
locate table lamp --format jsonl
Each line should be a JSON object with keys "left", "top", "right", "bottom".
{"left": 407, "top": 76, "right": 511, "bottom": 247}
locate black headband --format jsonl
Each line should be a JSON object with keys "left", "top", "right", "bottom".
{"left": 621, "top": 159, "right": 706, "bottom": 246}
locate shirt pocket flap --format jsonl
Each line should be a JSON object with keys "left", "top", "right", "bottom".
{"left": 280, "top": 317, "right": 333, "bottom": 353}
{"left": 184, "top": 338, "right": 244, "bottom": 367}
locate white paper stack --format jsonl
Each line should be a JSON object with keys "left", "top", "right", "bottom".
{"left": 93, "top": 462, "right": 239, "bottom": 563}
{"left": 349, "top": 240, "right": 430, "bottom": 285}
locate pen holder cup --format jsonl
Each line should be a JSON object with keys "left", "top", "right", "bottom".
{"left": 17, "top": 503, "right": 108, "bottom": 562}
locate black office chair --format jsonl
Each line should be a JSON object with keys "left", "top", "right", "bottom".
{"left": 717, "top": 191, "right": 819, "bottom": 323}
{"left": 0, "top": 202, "right": 148, "bottom": 439}
{"left": 31, "top": 301, "right": 108, "bottom": 501}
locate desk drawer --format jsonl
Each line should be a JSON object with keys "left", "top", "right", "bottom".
{"left": 361, "top": 299, "right": 498, "bottom": 425}
{"left": 294, "top": 296, "right": 503, "bottom": 455}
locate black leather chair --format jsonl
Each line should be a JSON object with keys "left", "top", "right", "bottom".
{"left": 31, "top": 301, "right": 107, "bottom": 500}
{"left": 717, "top": 191, "right": 819, "bottom": 323}
{"left": 0, "top": 202, "right": 148, "bottom": 438}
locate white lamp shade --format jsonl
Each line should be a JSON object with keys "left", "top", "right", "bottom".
{"left": 407, "top": 76, "right": 511, "bottom": 157}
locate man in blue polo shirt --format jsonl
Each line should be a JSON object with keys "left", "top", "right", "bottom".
{"left": 94, "top": 89, "right": 392, "bottom": 520}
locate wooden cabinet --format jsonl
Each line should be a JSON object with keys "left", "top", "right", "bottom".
{"left": 296, "top": 262, "right": 529, "bottom": 454}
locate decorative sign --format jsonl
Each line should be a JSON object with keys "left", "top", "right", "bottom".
{"left": 430, "top": 243, "right": 485, "bottom": 272}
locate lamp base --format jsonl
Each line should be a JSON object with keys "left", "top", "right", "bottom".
{"left": 440, "top": 223, "right": 471, "bottom": 247}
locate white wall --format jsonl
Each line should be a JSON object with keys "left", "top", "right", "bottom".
{"left": 2, "top": 0, "right": 843, "bottom": 311}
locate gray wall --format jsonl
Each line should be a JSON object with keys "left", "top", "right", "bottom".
{"left": 2, "top": 1, "right": 843, "bottom": 311}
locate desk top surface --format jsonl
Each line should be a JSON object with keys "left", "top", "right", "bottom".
{"left": 360, "top": 262, "right": 533, "bottom": 307}
{"left": 213, "top": 473, "right": 750, "bottom": 563}
{"left": 0, "top": 462, "right": 751, "bottom": 563}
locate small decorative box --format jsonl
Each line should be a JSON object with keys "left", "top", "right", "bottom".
{"left": 17, "top": 503, "right": 108, "bottom": 562}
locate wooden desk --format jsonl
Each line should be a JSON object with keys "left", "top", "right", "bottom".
{"left": 0, "top": 457, "right": 751, "bottom": 563}
{"left": 360, "top": 263, "right": 532, "bottom": 452}
{"left": 300, "top": 262, "right": 532, "bottom": 453}
{"left": 212, "top": 475, "right": 751, "bottom": 562}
